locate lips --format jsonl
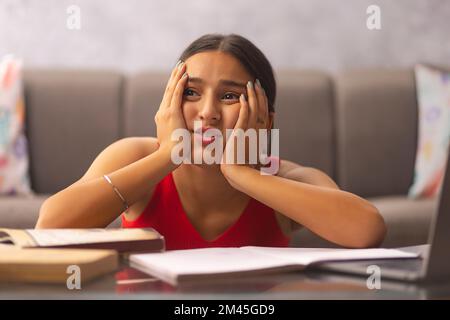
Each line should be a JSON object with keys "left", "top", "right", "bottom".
{"left": 193, "top": 126, "right": 214, "bottom": 135}
{"left": 192, "top": 127, "right": 218, "bottom": 146}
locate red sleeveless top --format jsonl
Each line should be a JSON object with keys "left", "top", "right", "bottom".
{"left": 121, "top": 172, "right": 290, "bottom": 250}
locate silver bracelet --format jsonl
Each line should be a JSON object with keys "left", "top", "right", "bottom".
{"left": 103, "top": 174, "right": 130, "bottom": 213}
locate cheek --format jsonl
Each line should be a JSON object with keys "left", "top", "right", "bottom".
{"left": 182, "top": 101, "right": 241, "bottom": 129}
{"left": 182, "top": 102, "right": 197, "bottom": 121}
{"left": 222, "top": 105, "right": 241, "bottom": 129}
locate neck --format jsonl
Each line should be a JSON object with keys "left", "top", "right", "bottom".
{"left": 172, "top": 164, "right": 247, "bottom": 209}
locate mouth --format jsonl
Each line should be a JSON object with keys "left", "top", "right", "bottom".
{"left": 191, "top": 127, "right": 218, "bottom": 146}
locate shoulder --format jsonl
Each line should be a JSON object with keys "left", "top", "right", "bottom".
{"left": 274, "top": 159, "right": 340, "bottom": 233}
{"left": 103, "top": 136, "right": 160, "bottom": 165}
{"left": 133, "top": 136, "right": 160, "bottom": 156}
{"left": 99, "top": 136, "right": 155, "bottom": 153}
{"left": 74, "top": 137, "right": 159, "bottom": 185}
{"left": 107, "top": 136, "right": 159, "bottom": 159}
{"left": 277, "top": 159, "right": 340, "bottom": 189}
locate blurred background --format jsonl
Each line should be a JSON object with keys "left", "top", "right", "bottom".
{"left": 1, "top": 0, "right": 449, "bottom": 72}
{"left": 1, "top": 0, "right": 449, "bottom": 248}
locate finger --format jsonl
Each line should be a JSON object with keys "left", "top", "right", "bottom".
{"left": 168, "top": 60, "right": 182, "bottom": 83}
{"left": 234, "top": 93, "right": 249, "bottom": 129}
{"left": 161, "top": 61, "right": 181, "bottom": 105}
{"left": 255, "top": 79, "right": 268, "bottom": 126}
{"left": 246, "top": 80, "right": 258, "bottom": 128}
{"left": 170, "top": 71, "right": 189, "bottom": 110}
{"left": 162, "top": 61, "right": 186, "bottom": 109}
{"left": 263, "top": 90, "right": 269, "bottom": 117}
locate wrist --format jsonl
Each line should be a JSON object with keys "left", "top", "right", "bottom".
{"left": 154, "top": 146, "right": 180, "bottom": 171}
{"left": 221, "top": 164, "right": 255, "bottom": 186}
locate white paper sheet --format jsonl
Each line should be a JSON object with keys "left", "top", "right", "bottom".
{"left": 130, "top": 246, "right": 419, "bottom": 283}
{"left": 25, "top": 228, "right": 156, "bottom": 246}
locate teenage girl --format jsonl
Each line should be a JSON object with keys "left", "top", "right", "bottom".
{"left": 36, "top": 34, "right": 386, "bottom": 250}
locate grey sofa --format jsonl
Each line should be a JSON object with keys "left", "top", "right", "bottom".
{"left": 0, "top": 68, "right": 438, "bottom": 248}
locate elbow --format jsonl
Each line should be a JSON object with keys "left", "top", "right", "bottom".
{"left": 352, "top": 207, "right": 387, "bottom": 249}
{"left": 35, "top": 199, "right": 58, "bottom": 229}
{"left": 35, "top": 202, "right": 49, "bottom": 229}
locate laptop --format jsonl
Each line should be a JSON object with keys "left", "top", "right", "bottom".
{"left": 315, "top": 150, "right": 450, "bottom": 283}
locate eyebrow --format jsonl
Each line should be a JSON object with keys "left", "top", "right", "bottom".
{"left": 188, "top": 77, "right": 247, "bottom": 89}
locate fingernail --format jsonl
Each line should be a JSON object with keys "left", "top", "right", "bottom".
{"left": 175, "top": 60, "right": 181, "bottom": 67}
{"left": 240, "top": 93, "right": 246, "bottom": 101}
{"left": 182, "top": 72, "right": 189, "bottom": 79}
{"left": 255, "top": 79, "right": 261, "bottom": 88}
{"left": 178, "top": 61, "right": 185, "bottom": 70}
{"left": 247, "top": 81, "right": 253, "bottom": 89}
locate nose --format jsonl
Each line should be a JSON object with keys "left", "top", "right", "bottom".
{"left": 198, "top": 93, "right": 221, "bottom": 123}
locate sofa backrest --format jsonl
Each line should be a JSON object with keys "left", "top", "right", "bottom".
{"left": 274, "top": 71, "right": 335, "bottom": 178}
{"left": 335, "top": 69, "right": 418, "bottom": 197}
{"left": 24, "top": 69, "right": 123, "bottom": 194}
{"left": 23, "top": 68, "right": 419, "bottom": 198}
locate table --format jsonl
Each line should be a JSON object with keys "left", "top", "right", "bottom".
{"left": 1, "top": 261, "right": 450, "bottom": 300}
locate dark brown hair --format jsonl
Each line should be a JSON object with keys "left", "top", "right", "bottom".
{"left": 178, "top": 34, "right": 276, "bottom": 113}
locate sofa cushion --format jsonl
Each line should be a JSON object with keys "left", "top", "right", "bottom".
{"left": 123, "top": 72, "right": 167, "bottom": 138}
{"left": 370, "top": 195, "right": 436, "bottom": 247}
{"left": 275, "top": 70, "right": 335, "bottom": 177}
{"left": 23, "top": 70, "right": 123, "bottom": 194}
{"left": 0, "top": 194, "right": 48, "bottom": 228}
{"left": 335, "top": 69, "right": 418, "bottom": 198}
{"left": 0, "top": 193, "right": 122, "bottom": 229}
{"left": 0, "top": 56, "right": 33, "bottom": 196}
{"left": 408, "top": 64, "right": 450, "bottom": 199}
{"left": 290, "top": 195, "right": 436, "bottom": 248}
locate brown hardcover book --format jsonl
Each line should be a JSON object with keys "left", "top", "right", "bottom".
{"left": 0, "top": 228, "right": 165, "bottom": 254}
{"left": 0, "top": 245, "right": 118, "bottom": 284}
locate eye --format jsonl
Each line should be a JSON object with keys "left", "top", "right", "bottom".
{"left": 222, "top": 92, "right": 240, "bottom": 101}
{"left": 183, "top": 88, "right": 199, "bottom": 97}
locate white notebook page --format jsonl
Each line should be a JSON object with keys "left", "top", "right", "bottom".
{"left": 130, "top": 246, "right": 419, "bottom": 277}
{"left": 240, "top": 246, "right": 419, "bottom": 265}
{"left": 131, "top": 247, "right": 297, "bottom": 276}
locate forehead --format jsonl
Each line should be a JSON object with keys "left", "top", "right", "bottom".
{"left": 184, "top": 51, "right": 251, "bottom": 83}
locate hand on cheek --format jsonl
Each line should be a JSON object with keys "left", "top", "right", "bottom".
{"left": 229, "top": 79, "right": 268, "bottom": 131}
{"left": 254, "top": 79, "right": 269, "bottom": 129}
{"left": 221, "top": 79, "right": 270, "bottom": 173}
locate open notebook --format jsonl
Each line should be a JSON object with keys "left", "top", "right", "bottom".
{"left": 129, "top": 246, "right": 420, "bottom": 285}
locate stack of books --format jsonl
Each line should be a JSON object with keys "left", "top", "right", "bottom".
{"left": 0, "top": 228, "right": 165, "bottom": 284}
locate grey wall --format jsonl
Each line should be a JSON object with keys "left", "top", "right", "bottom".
{"left": 1, "top": 0, "right": 449, "bottom": 72}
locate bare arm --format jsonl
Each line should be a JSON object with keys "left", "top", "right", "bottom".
{"left": 36, "top": 60, "right": 190, "bottom": 229}
{"left": 222, "top": 164, "right": 386, "bottom": 249}
{"left": 220, "top": 76, "right": 386, "bottom": 248}
{"left": 35, "top": 138, "right": 176, "bottom": 228}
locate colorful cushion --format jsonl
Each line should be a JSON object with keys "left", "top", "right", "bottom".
{"left": 408, "top": 64, "right": 450, "bottom": 199}
{"left": 0, "top": 55, "right": 33, "bottom": 196}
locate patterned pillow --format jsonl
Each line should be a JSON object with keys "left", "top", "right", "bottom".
{"left": 408, "top": 64, "right": 450, "bottom": 199}
{"left": 0, "top": 55, "right": 33, "bottom": 196}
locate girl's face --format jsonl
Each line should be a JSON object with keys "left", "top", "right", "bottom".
{"left": 182, "top": 51, "right": 273, "bottom": 167}
{"left": 182, "top": 51, "right": 253, "bottom": 136}
{"left": 181, "top": 51, "right": 273, "bottom": 168}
